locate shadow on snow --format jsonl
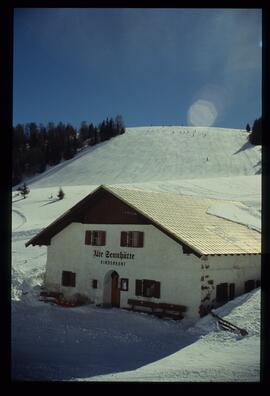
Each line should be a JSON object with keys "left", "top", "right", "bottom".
{"left": 11, "top": 300, "right": 199, "bottom": 381}
{"left": 233, "top": 140, "right": 256, "bottom": 155}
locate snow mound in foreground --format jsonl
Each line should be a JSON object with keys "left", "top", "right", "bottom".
{"left": 80, "top": 289, "right": 260, "bottom": 382}
{"left": 190, "top": 288, "right": 260, "bottom": 337}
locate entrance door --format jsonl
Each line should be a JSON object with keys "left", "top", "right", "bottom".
{"left": 111, "top": 271, "right": 120, "bottom": 307}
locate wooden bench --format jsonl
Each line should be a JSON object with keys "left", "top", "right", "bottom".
{"left": 128, "top": 299, "right": 158, "bottom": 312}
{"left": 127, "top": 299, "right": 187, "bottom": 320}
{"left": 157, "top": 302, "right": 187, "bottom": 320}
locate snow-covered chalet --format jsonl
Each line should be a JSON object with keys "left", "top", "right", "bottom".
{"left": 26, "top": 185, "right": 261, "bottom": 320}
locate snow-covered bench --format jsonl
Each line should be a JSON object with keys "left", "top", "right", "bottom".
{"left": 127, "top": 299, "right": 187, "bottom": 320}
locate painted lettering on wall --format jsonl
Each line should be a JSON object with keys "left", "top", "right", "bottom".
{"left": 93, "top": 250, "right": 135, "bottom": 260}
{"left": 100, "top": 260, "right": 126, "bottom": 267}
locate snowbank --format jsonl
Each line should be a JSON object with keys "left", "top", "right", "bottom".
{"left": 81, "top": 289, "right": 261, "bottom": 382}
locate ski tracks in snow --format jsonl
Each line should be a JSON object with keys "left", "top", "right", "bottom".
{"left": 12, "top": 208, "right": 27, "bottom": 231}
{"left": 12, "top": 228, "right": 42, "bottom": 242}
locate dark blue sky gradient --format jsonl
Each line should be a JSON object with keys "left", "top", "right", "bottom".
{"left": 13, "top": 8, "right": 262, "bottom": 129}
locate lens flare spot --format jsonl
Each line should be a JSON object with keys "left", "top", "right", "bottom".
{"left": 187, "top": 99, "right": 217, "bottom": 127}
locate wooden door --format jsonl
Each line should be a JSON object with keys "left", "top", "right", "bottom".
{"left": 111, "top": 271, "right": 120, "bottom": 307}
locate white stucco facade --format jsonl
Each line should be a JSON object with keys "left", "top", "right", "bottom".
{"left": 44, "top": 222, "right": 261, "bottom": 320}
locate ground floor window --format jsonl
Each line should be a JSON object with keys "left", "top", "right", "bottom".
{"left": 62, "top": 271, "right": 76, "bottom": 287}
{"left": 245, "top": 279, "right": 255, "bottom": 293}
{"left": 216, "top": 283, "right": 228, "bottom": 303}
{"left": 216, "top": 282, "right": 235, "bottom": 303}
{"left": 135, "top": 279, "right": 160, "bottom": 298}
{"left": 92, "top": 279, "right": 98, "bottom": 289}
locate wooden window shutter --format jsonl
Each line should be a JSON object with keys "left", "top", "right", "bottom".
{"left": 229, "top": 283, "right": 235, "bottom": 300}
{"left": 121, "top": 231, "right": 127, "bottom": 247}
{"left": 100, "top": 231, "right": 106, "bottom": 246}
{"left": 142, "top": 279, "right": 149, "bottom": 297}
{"left": 70, "top": 272, "right": 76, "bottom": 287}
{"left": 138, "top": 232, "right": 144, "bottom": 247}
{"left": 128, "top": 231, "right": 132, "bottom": 247}
{"left": 85, "top": 231, "right": 92, "bottom": 245}
{"left": 216, "top": 283, "right": 228, "bottom": 302}
{"left": 135, "top": 280, "right": 142, "bottom": 296}
{"left": 154, "top": 281, "right": 160, "bottom": 298}
{"left": 62, "top": 271, "right": 68, "bottom": 286}
{"left": 245, "top": 279, "right": 255, "bottom": 293}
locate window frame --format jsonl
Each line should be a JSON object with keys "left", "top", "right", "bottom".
{"left": 245, "top": 279, "right": 255, "bottom": 293}
{"left": 120, "top": 278, "right": 129, "bottom": 291}
{"left": 85, "top": 230, "right": 106, "bottom": 246}
{"left": 135, "top": 279, "right": 160, "bottom": 298}
{"left": 120, "top": 231, "right": 144, "bottom": 248}
{"left": 62, "top": 270, "right": 76, "bottom": 287}
{"left": 216, "top": 282, "right": 228, "bottom": 303}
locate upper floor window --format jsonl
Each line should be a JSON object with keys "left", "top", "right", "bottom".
{"left": 85, "top": 230, "right": 106, "bottom": 246}
{"left": 120, "top": 231, "right": 144, "bottom": 248}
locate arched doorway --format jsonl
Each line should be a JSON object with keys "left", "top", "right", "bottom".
{"left": 103, "top": 270, "right": 120, "bottom": 307}
{"left": 111, "top": 271, "right": 120, "bottom": 307}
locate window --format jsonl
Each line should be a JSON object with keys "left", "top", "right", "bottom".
{"left": 245, "top": 279, "right": 255, "bottom": 293}
{"left": 120, "top": 278, "right": 129, "bottom": 291}
{"left": 120, "top": 231, "right": 144, "bottom": 248}
{"left": 62, "top": 271, "right": 76, "bottom": 287}
{"left": 92, "top": 279, "right": 98, "bottom": 289}
{"left": 216, "top": 283, "right": 228, "bottom": 303}
{"left": 85, "top": 230, "right": 106, "bottom": 246}
{"left": 135, "top": 279, "right": 160, "bottom": 298}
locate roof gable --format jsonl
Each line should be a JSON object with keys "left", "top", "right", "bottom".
{"left": 25, "top": 185, "right": 261, "bottom": 256}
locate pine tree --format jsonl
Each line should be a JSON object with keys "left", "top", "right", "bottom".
{"left": 249, "top": 117, "right": 262, "bottom": 145}
{"left": 20, "top": 183, "right": 30, "bottom": 199}
{"left": 115, "top": 115, "right": 125, "bottom": 135}
{"left": 57, "top": 187, "right": 65, "bottom": 200}
{"left": 78, "top": 121, "right": 90, "bottom": 146}
{"left": 88, "top": 123, "right": 96, "bottom": 145}
{"left": 246, "top": 123, "right": 251, "bottom": 132}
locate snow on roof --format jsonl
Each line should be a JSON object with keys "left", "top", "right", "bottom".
{"left": 26, "top": 184, "right": 261, "bottom": 256}
{"left": 104, "top": 185, "right": 261, "bottom": 256}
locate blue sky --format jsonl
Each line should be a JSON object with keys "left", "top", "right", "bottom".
{"left": 13, "top": 8, "right": 262, "bottom": 129}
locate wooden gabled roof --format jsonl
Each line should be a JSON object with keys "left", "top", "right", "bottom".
{"left": 26, "top": 184, "right": 261, "bottom": 256}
